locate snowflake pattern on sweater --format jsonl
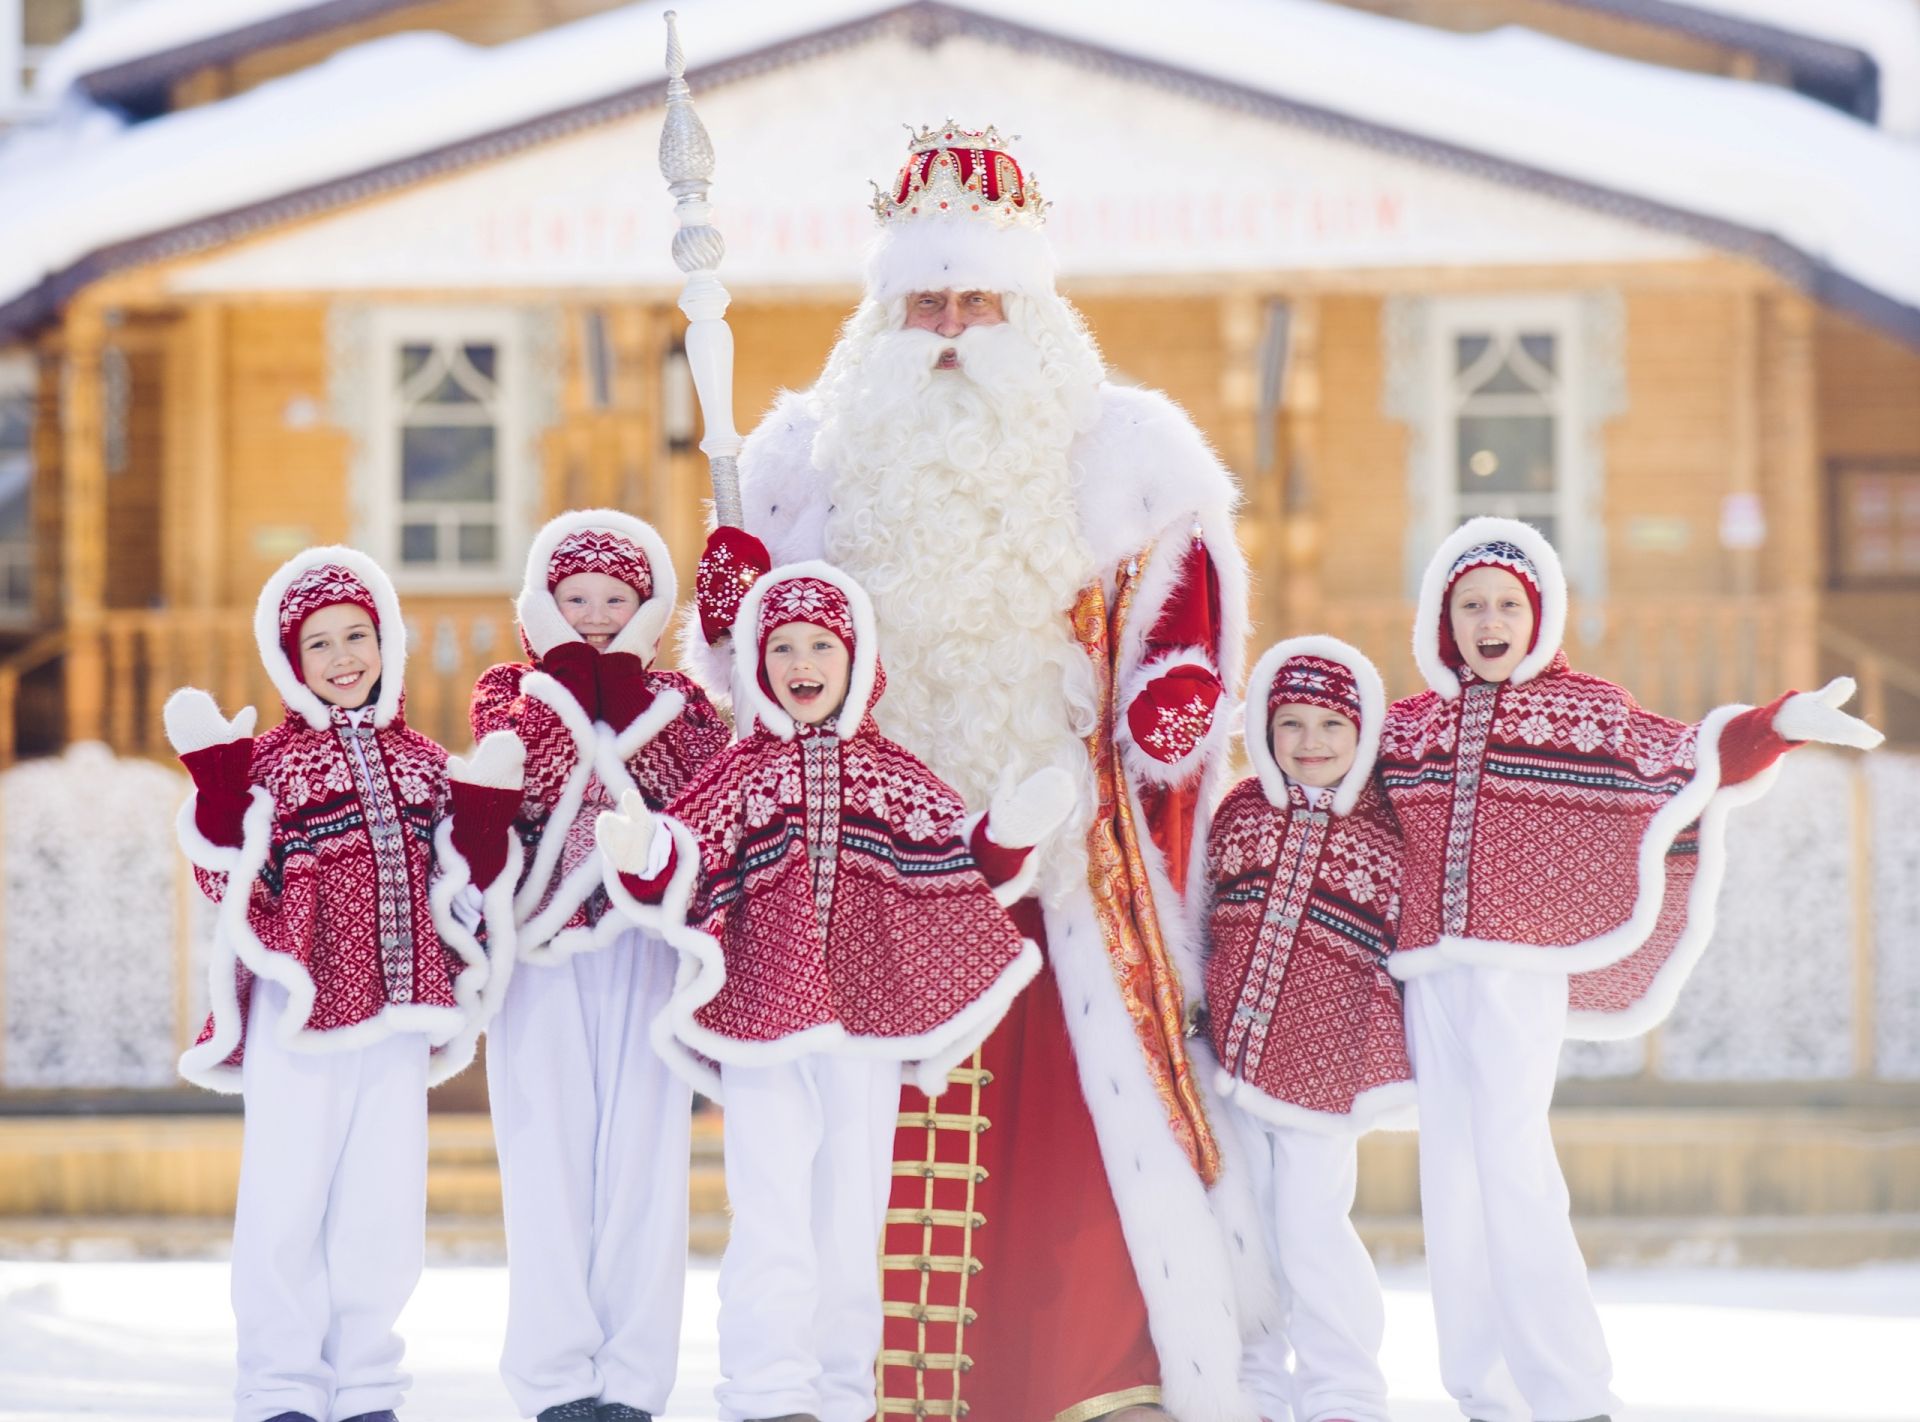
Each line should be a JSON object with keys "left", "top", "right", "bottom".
{"left": 189, "top": 701, "right": 466, "bottom": 1068}
{"left": 667, "top": 711, "right": 1030, "bottom": 1051}
{"left": 469, "top": 659, "right": 727, "bottom": 939}
{"left": 1204, "top": 776, "right": 1411, "bottom": 1125}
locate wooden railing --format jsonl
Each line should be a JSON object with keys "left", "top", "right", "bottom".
{"left": 4, "top": 602, "right": 523, "bottom": 763}
{"left": 0, "top": 594, "right": 1913, "bottom": 765}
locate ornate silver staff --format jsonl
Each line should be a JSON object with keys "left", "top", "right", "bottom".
{"left": 658, "top": 10, "right": 743, "bottom": 528}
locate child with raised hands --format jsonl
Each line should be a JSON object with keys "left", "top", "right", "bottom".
{"left": 592, "top": 561, "right": 1069, "bottom": 1422}
{"left": 462, "top": 510, "right": 728, "bottom": 1422}
{"left": 1201, "top": 636, "right": 1413, "bottom": 1422}
{"left": 1377, "top": 517, "right": 1884, "bottom": 1422}
{"left": 163, "top": 546, "right": 523, "bottom": 1422}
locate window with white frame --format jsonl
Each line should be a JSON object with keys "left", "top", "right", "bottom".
{"left": 0, "top": 351, "right": 34, "bottom": 622}
{"left": 1388, "top": 293, "right": 1619, "bottom": 600}
{"left": 365, "top": 309, "right": 528, "bottom": 587}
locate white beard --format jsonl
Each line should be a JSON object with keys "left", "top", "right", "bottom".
{"left": 812, "top": 299, "right": 1107, "bottom": 894}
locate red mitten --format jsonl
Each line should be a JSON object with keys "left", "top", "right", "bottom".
{"left": 1125, "top": 663, "right": 1224, "bottom": 765}
{"left": 697, "top": 525, "right": 771, "bottom": 645}
{"left": 596, "top": 650, "right": 656, "bottom": 733}
{"left": 1718, "top": 691, "right": 1795, "bottom": 786}
{"left": 447, "top": 731, "right": 525, "bottom": 892}
{"left": 541, "top": 639, "right": 601, "bottom": 719}
{"left": 617, "top": 848, "right": 678, "bottom": 905}
{"left": 179, "top": 739, "right": 255, "bottom": 848}
{"left": 968, "top": 817, "right": 1032, "bottom": 888}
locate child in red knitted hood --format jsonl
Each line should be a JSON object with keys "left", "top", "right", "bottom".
{"left": 164, "top": 546, "right": 522, "bottom": 1422}
{"left": 1201, "top": 636, "right": 1413, "bottom": 1422}
{"left": 457, "top": 509, "right": 728, "bottom": 1422}
{"left": 1377, "top": 517, "right": 1883, "bottom": 1422}
{"left": 593, "top": 560, "right": 1071, "bottom": 1422}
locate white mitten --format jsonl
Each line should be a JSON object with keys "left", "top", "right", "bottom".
{"left": 1773, "top": 676, "right": 1885, "bottom": 751}
{"left": 988, "top": 766, "right": 1080, "bottom": 849}
{"left": 163, "top": 687, "right": 256, "bottom": 756}
{"left": 449, "top": 729, "right": 526, "bottom": 790}
{"left": 595, "top": 789, "right": 662, "bottom": 875}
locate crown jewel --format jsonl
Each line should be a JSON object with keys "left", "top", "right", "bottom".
{"left": 870, "top": 119, "right": 1047, "bottom": 228}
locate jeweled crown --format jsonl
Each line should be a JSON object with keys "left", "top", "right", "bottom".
{"left": 870, "top": 119, "right": 1047, "bottom": 228}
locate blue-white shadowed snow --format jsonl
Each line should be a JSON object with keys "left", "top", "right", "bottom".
{"left": 0, "top": 0, "right": 1918, "bottom": 332}
{"left": 1, "top": 1258, "right": 1917, "bottom": 1420}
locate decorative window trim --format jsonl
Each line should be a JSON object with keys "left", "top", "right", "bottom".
{"left": 1384, "top": 291, "right": 1624, "bottom": 623}
{"left": 330, "top": 303, "right": 560, "bottom": 593}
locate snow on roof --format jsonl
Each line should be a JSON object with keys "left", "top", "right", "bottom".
{"left": 2, "top": 0, "right": 1918, "bottom": 341}
{"left": 34, "top": 0, "right": 358, "bottom": 99}
{"left": 1662, "top": 0, "right": 1920, "bottom": 136}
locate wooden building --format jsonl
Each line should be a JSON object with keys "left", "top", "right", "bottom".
{"left": 0, "top": 0, "right": 1917, "bottom": 1255}
{"left": 1, "top": 0, "right": 1916, "bottom": 767}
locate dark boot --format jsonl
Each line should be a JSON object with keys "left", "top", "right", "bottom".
{"left": 261, "top": 1414, "right": 318, "bottom": 1422}
{"left": 596, "top": 1407, "right": 653, "bottom": 1422}
{"left": 538, "top": 1403, "right": 601, "bottom": 1422}
{"left": 339, "top": 1413, "right": 399, "bottom": 1422}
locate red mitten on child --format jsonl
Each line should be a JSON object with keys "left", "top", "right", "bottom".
{"left": 1719, "top": 676, "right": 1885, "bottom": 785}
{"left": 448, "top": 730, "right": 526, "bottom": 892}
{"left": 696, "top": 525, "right": 772, "bottom": 645}
{"left": 541, "top": 639, "right": 601, "bottom": 720}
{"left": 163, "top": 689, "right": 258, "bottom": 849}
{"left": 969, "top": 766, "right": 1079, "bottom": 900}
{"left": 595, "top": 650, "right": 656, "bottom": 733}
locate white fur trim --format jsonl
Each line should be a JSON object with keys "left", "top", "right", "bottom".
{"left": 674, "top": 602, "right": 736, "bottom": 706}
{"left": 1243, "top": 636, "right": 1387, "bottom": 819}
{"left": 163, "top": 688, "right": 255, "bottom": 756}
{"left": 178, "top": 790, "right": 470, "bottom": 1092}
{"left": 1412, "top": 516, "right": 1568, "bottom": 700}
{"left": 1116, "top": 646, "right": 1229, "bottom": 790}
{"left": 865, "top": 215, "right": 1056, "bottom": 302}
{"left": 1213, "top": 1070, "right": 1418, "bottom": 1137}
{"left": 608, "top": 684, "right": 686, "bottom": 768}
{"left": 1041, "top": 891, "right": 1261, "bottom": 1422}
{"left": 173, "top": 787, "right": 267, "bottom": 874}
{"left": 1386, "top": 704, "right": 1785, "bottom": 1042}
{"left": 515, "top": 508, "right": 679, "bottom": 661}
{"left": 425, "top": 817, "right": 521, "bottom": 1087}
{"left": 730, "top": 561, "right": 880, "bottom": 743}
{"left": 252, "top": 545, "right": 407, "bottom": 731}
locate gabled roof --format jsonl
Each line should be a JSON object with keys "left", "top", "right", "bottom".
{"left": 4, "top": 0, "right": 1919, "bottom": 345}
{"left": 35, "top": 0, "right": 433, "bottom": 114}
{"left": 1554, "top": 0, "right": 1920, "bottom": 133}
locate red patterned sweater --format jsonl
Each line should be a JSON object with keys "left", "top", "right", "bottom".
{"left": 179, "top": 702, "right": 481, "bottom": 1090}
{"left": 1378, "top": 652, "right": 1786, "bottom": 1036}
{"left": 1204, "top": 777, "right": 1414, "bottom": 1133}
{"left": 470, "top": 659, "right": 727, "bottom": 960}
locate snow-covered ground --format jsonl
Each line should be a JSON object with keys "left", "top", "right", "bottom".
{"left": 1, "top": 1259, "right": 1915, "bottom": 1420}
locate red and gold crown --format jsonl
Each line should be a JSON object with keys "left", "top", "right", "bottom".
{"left": 871, "top": 120, "right": 1047, "bottom": 228}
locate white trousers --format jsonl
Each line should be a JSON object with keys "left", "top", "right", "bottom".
{"left": 232, "top": 979, "right": 429, "bottom": 1422}
{"left": 715, "top": 1054, "right": 902, "bottom": 1422}
{"left": 1233, "top": 1109, "right": 1391, "bottom": 1422}
{"left": 487, "top": 930, "right": 691, "bottom": 1417}
{"left": 1405, "top": 966, "right": 1615, "bottom": 1422}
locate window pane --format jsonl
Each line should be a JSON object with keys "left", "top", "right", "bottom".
{"left": 1457, "top": 414, "right": 1555, "bottom": 494}
{"left": 400, "top": 343, "right": 433, "bottom": 383}
{"left": 420, "top": 370, "right": 483, "bottom": 406}
{"left": 0, "top": 394, "right": 29, "bottom": 454}
{"left": 1454, "top": 334, "right": 1492, "bottom": 375}
{"left": 4, "top": 563, "right": 29, "bottom": 606}
{"left": 1520, "top": 332, "right": 1558, "bottom": 374}
{"left": 462, "top": 343, "right": 497, "bottom": 383}
{"left": 1472, "top": 353, "right": 1547, "bottom": 397}
{"left": 400, "top": 523, "right": 439, "bottom": 564}
{"left": 457, "top": 523, "right": 498, "bottom": 566}
{"left": 401, "top": 426, "right": 496, "bottom": 503}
